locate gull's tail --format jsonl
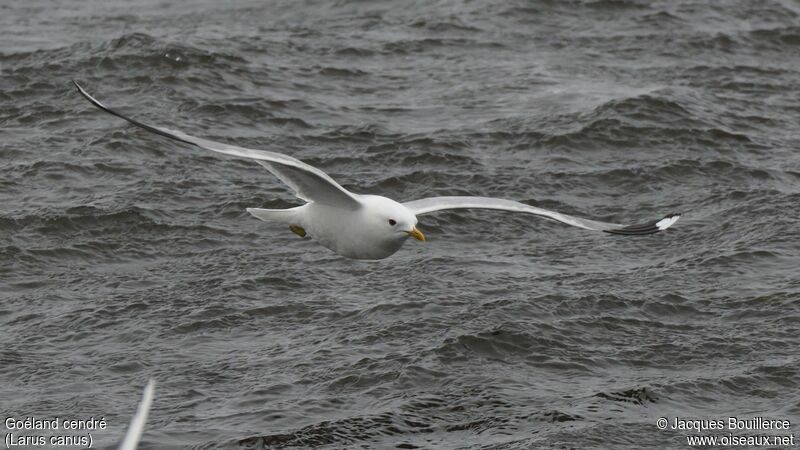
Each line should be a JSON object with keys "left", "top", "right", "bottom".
{"left": 246, "top": 205, "right": 305, "bottom": 224}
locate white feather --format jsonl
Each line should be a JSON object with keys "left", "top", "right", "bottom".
{"left": 119, "top": 379, "right": 155, "bottom": 450}
{"left": 656, "top": 215, "right": 680, "bottom": 231}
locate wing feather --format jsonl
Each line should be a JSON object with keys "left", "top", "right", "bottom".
{"left": 119, "top": 379, "right": 155, "bottom": 450}
{"left": 404, "top": 196, "right": 680, "bottom": 235}
{"left": 73, "top": 81, "right": 360, "bottom": 209}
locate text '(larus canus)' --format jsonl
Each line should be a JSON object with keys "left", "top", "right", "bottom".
{"left": 74, "top": 81, "right": 680, "bottom": 260}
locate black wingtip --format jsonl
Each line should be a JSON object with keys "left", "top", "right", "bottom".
{"left": 72, "top": 80, "right": 89, "bottom": 97}
{"left": 72, "top": 79, "right": 109, "bottom": 111}
{"left": 71, "top": 81, "right": 196, "bottom": 147}
{"left": 604, "top": 213, "right": 681, "bottom": 236}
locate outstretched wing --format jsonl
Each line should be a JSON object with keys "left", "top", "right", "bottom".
{"left": 73, "top": 81, "right": 361, "bottom": 209}
{"left": 404, "top": 196, "right": 680, "bottom": 235}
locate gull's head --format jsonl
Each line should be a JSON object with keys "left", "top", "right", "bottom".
{"left": 361, "top": 195, "right": 425, "bottom": 243}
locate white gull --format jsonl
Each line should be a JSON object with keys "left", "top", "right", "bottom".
{"left": 74, "top": 81, "right": 680, "bottom": 260}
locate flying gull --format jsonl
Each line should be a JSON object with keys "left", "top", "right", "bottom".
{"left": 73, "top": 81, "right": 680, "bottom": 260}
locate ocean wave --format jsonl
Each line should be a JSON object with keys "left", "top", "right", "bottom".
{"left": 595, "top": 387, "right": 657, "bottom": 405}
{"left": 382, "top": 37, "right": 503, "bottom": 54}
{"left": 408, "top": 17, "right": 482, "bottom": 33}
{"left": 0, "top": 206, "right": 214, "bottom": 233}
{"left": 749, "top": 26, "right": 800, "bottom": 51}
{"left": 234, "top": 388, "right": 534, "bottom": 449}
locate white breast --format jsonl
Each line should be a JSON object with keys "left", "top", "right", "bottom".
{"left": 299, "top": 202, "right": 407, "bottom": 260}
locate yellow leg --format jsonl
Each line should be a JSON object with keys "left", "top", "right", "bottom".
{"left": 289, "top": 224, "right": 306, "bottom": 237}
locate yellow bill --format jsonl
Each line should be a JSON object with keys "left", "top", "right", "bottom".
{"left": 406, "top": 227, "right": 426, "bottom": 241}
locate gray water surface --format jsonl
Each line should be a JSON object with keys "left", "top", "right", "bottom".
{"left": 2, "top": 0, "right": 800, "bottom": 448}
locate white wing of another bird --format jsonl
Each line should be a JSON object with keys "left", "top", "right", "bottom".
{"left": 404, "top": 196, "right": 680, "bottom": 235}
{"left": 119, "top": 379, "right": 155, "bottom": 450}
{"left": 73, "top": 81, "right": 361, "bottom": 209}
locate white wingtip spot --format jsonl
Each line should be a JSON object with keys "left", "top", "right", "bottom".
{"left": 656, "top": 214, "right": 680, "bottom": 231}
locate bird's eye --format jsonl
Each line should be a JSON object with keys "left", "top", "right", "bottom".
{"left": 388, "top": 219, "right": 397, "bottom": 226}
